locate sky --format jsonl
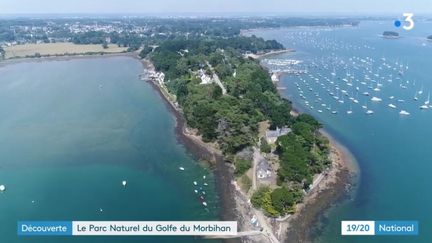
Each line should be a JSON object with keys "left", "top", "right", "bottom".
{"left": 0, "top": 0, "right": 431, "bottom": 15}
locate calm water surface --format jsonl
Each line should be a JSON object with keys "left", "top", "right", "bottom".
{"left": 253, "top": 20, "right": 432, "bottom": 242}
{"left": 0, "top": 57, "right": 219, "bottom": 243}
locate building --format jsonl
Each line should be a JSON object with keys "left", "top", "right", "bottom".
{"left": 265, "top": 127, "right": 291, "bottom": 144}
{"left": 198, "top": 69, "right": 213, "bottom": 84}
{"left": 257, "top": 159, "right": 272, "bottom": 179}
{"left": 149, "top": 71, "right": 165, "bottom": 85}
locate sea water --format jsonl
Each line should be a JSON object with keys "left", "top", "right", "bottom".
{"left": 0, "top": 57, "right": 219, "bottom": 243}
{"left": 253, "top": 19, "right": 432, "bottom": 242}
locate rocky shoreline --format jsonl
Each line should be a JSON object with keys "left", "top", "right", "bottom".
{"left": 283, "top": 130, "right": 357, "bottom": 243}
{"left": 140, "top": 55, "right": 357, "bottom": 243}
{"left": 139, "top": 58, "right": 242, "bottom": 243}
{"left": 1, "top": 53, "right": 357, "bottom": 243}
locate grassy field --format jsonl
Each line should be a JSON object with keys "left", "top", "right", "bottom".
{"left": 4, "top": 43, "right": 128, "bottom": 59}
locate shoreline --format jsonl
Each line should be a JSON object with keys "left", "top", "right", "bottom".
{"left": 0, "top": 52, "right": 134, "bottom": 67}
{"left": 273, "top": 73, "right": 358, "bottom": 242}
{"left": 282, "top": 130, "right": 357, "bottom": 243}
{"left": 245, "top": 49, "right": 295, "bottom": 60}
{"left": 138, "top": 58, "right": 241, "bottom": 243}
{"left": 248, "top": 46, "right": 358, "bottom": 242}
{"left": 1, "top": 52, "right": 359, "bottom": 243}
{"left": 141, "top": 54, "right": 358, "bottom": 243}
{"left": 0, "top": 53, "right": 241, "bottom": 242}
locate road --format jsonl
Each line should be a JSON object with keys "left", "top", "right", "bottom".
{"left": 205, "top": 61, "right": 227, "bottom": 95}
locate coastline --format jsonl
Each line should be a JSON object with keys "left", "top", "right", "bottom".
{"left": 1, "top": 52, "right": 359, "bottom": 243}
{"left": 138, "top": 58, "right": 241, "bottom": 243}
{"left": 275, "top": 74, "right": 358, "bottom": 242}
{"left": 141, "top": 54, "right": 358, "bottom": 243}
{"left": 0, "top": 53, "right": 241, "bottom": 243}
{"left": 245, "top": 49, "right": 295, "bottom": 60}
{"left": 282, "top": 130, "right": 357, "bottom": 243}
{"left": 0, "top": 52, "right": 134, "bottom": 68}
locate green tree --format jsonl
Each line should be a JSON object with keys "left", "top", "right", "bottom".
{"left": 234, "top": 158, "right": 252, "bottom": 176}
{"left": 260, "top": 137, "right": 271, "bottom": 153}
{"left": 212, "top": 85, "right": 223, "bottom": 99}
{"left": 270, "top": 187, "right": 295, "bottom": 215}
{"left": 139, "top": 45, "right": 153, "bottom": 58}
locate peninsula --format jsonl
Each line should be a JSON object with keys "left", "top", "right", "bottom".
{"left": 0, "top": 16, "right": 357, "bottom": 243}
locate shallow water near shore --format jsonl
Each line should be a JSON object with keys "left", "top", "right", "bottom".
{"left": 0, "top": 56, "right": 220, "bottom": 243}
{"left": 252, "top": 20, "right": 432, "bottom": 242}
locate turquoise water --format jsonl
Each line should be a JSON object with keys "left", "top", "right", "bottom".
{"left": 253, "top": 20, "right": 432, "bottom": 242}
{"left": 0, "top": 57, "right": 219, "bottom": 243}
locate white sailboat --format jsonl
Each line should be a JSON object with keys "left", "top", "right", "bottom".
{"left": 399, "top": 110, "right": 410, "bottom": 115}
{"left": 419, "top": 85, "right": 424, "bottom": 95}
{"left": 420, "top": 92, "right": 430, "bottom": 109}
{"left": 347, "top": 105, "right": 353, "bottom": 114}
{"left": 371, "top": 96, "right": 382, "bottom": 102}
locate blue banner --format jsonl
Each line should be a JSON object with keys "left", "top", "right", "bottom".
{"left": 17, "top": 221, "right": 72, "bottom": 236}
{"left": 375, "top": 221, "right": 418, "bottom": 235}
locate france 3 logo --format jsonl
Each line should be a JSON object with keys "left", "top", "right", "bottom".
{"left": 394, "top": 13, "right": 414, "bottom": 31}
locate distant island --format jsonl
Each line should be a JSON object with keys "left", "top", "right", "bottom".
{"left": 382, "top": 31, "right": 400, "bottom": 39}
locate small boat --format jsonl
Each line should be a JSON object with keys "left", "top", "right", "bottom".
{"left": 399, "top": 110, "right": 410, "bottom": 115}
{"left": 419, "top": 86, "right": 424, "bottom": 95}
{"left": 203, "top": 175, "right": 206, "bottom": 180}
{"left": 388, "top": 104, "right": 397, "bottom": 109}
{"left": 318, "top": 110, "right": 323, "bottom": 113}
{"left": 420, "top": 104, "right": 429, "bottom": 109}
{"left": 194, "top": 190, "right": 198, "bottom": 194}
{"left": 179, "top": 167, "right": 185, "bottom": 171}
{"left": 122, "top": 180, "right": 127, "bottom": 187}
{"left": 203, "top": 183, "right": 208, "bottom": 186}
{"left": 202, "top": 202, "right": 208, "bottom": 207}
{"left": 371, "top": 97, "right": 382, "bottom": 102}
{"left": 347, "top": 110, "right": 353, "bottom": 114}
{"left": 366, "top": 110, "right": 374, "bottom": 115}
{"left": 0, "top": 185, "right": 5, "bottom": 192}
{"left": 193, "top": 181, "right": 197, "bottom": 186}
